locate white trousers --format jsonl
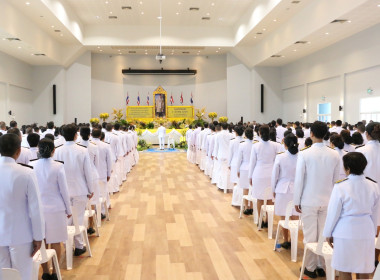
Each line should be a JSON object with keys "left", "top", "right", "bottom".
{"left": 0, "top": 243, "right": 33, "bottom": 280}
{"left": 301, "top": 205, "right": 327, "bottom": 271}
{"left": 159, "top": 137, "right": 165, "bottom": 149}
{"left": 69, "top": 196, "right": 88, "bottom": 249}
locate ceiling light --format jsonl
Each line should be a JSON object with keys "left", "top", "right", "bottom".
{"left": 18, "top": 46, "right": 22, "bottom": 49}
{"left": 105, "top": 1, "right": 109, "bottom": 4}
{"left": 97, "top": 46, "right": 100, "bottom": 49}
{"left": 216, "top": 50, "right": 219, "bottom": 53}
{"left": 25, "top": 2, "right": 30, "bottom": 5}
{"left": 273, "top": 19, "right": 277, "bottom": 22}
{"left": 211, "top": 3, "right": 215, "bottom": 6}
{"left": 178, "top": 2, "right": 181, "bottom": 5}
{"left": 109, "top": 11, "right": 113, "bottom": 14}
{"left": 60, "top": 34, "right": 63, "bottom": 37}
{"left": 139, "top": 1, "right": 143, "bottom": 4}
{"left": 347, "top": 20, "right": 352, "bottom": 23}
{"left": 325, "top": 32, "right": 329, "bottom": 35}
{"left": 263, "top": 28, "right": 266, "bottom": 31}
{"left": 378, "top": 4, "right": 380, "bottom": 7}
{"left": 176, "top": 12, "right": 179, "bottom": 15}
{"left": 218, "top": 48, "right": 221, "bottom": 50}
{"left": 141, "top": 12, "right": 144, "bottom": 15}
{"left": 51, "top": 25, "right": 54, "bottom": 28}
{"left": 254, "top": 36, "right": 256, "bottom": 39}
{"left": 293, "top": 49, "right": 297, "bottom": 52}
{"left": 206, "top": 13, "right": 210, "bottom": 16}
{"left": 95, "top": 16, "right": 100, "bottom": 19}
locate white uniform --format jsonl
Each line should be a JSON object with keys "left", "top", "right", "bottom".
{"left": 205, "top": 132, "right": 215, "bottom": 177}
{"left": 16, "top": 147, "right": 32, "bottom": 165}
{"left": 54, "top": 141, "right": 93, "bottom": 249}
{"left": 293, "top": 143, "right": 340, "bottom": 271}
{"left": 271, "top": 151, "right": 299, "bottom": 216}
{"left": 323, "top": 175, "right": 380, "bottom": 273}
{"left": 157, "top": 126, "right": 166, "bottom": 150}
{"left": 186, "top": 129, "right": 193, "bottom": 162}
{"left": 190, "top": 128, "right": 201, "bottom": 163}
{"left": 0, "top": 157, "right": 44, "bottom": 280}
{"left": 213, "top": 130, "right": 233, "bottom": 191}
{"left": 80, "top": 140, "right": 100, "bottom": 206}
{"left": 276, "top": 126, "right": 287, "bottom": 142}
{"left": 0, "top": 129, "right": 7, "bottom": 135}
{"left": 236, "top": 139, "right": 253, "bottom": 189}
{"left": 334, "top": 147, "right": 347, "bottom": 180}
{"left": 42, "top": 128, "right": 55, "bottom": 139}
{"left": 200, "top": 128, "right": 211, "bottom": 171}
{"left": 30, "top": 158, "right": 71, "bottom": 244}
{"left": 303, "top": 128, "right": 311, "bottom": 138}
{"left": 228, "top": 136, "right": 242, "bottom": 184}
{"left": 248, "top": 139, "right": 282, "bottom": 200}
{"left": 54, "top": 135, "right": 66, "bottom": 148}
{"left": 21, "top": 135, "right": 29, "bottom": 148}
{"left": 105, "top": 131, "right": 122, "bottom": 192}
{"left": 343, "top": 143, "right": 355, "bottom": 153}
{"left": 297, "top": 138, "right": 306, "bottom": 150}
{"left": 29, "top": 147, "right": 39, "bottom": 160}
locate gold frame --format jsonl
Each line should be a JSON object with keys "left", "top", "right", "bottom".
{"left": 153, "top": 86, "right": 168, "bottom": 119}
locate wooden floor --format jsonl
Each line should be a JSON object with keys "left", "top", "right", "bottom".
{"left": 61, "top": 152, "right": 310, "bottom": 280}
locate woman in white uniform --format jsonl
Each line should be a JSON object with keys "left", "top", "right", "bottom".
{"left": 341, "top": 130, "right": 355, "bottom": 152}
{"left": 324, "top": 152, "right": 380, "bottom": 279}
{"left": 330, "top": 134, "right": 347, "bottom": 180}
{"left": 31, "top": 138, "right": 72, "bottom": 280}
{"left": 248, "top": 125, "right": 282, "bottom": 227}
{"left": 271, "top": 133, "right": 299, "bottom": 249}
{"left": 236, "top": 127, "right": 254, "bottom": 213}
{"left": 229, "top": 126, "right": 244, "bottom": 206}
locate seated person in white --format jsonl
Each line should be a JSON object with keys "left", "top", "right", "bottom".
{"left": 0, "top": 133, "right": 45, "bottom": 280}
{"left": 157, "top": 124, "right": 166, "bottom": 150}
{"left": 271, "top": 133, "right": 299, "bottom": 250}
{"left": 30, "top": 138, "right": 72, "bottom": 280}
{"left": 324, "top": 152, "right": 380, "bottom": 280}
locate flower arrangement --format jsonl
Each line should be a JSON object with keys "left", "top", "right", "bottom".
{"left": 90, "top": 118, "right": 100, "bottom": 124}
{"left": 99, "top": 113, "right": 109, "bottom": 122}
{"left": 208, "top": 112, "right": 217, "bottom": 121}
{"left": 195, "top": 107, "right": 206, "bottom": 120}
{"left": 112, "top": 108, "right": 124, "bottom": 122}
{"left": 219, "top": 116, "right": 228, "bottom": 123}
{"left": 147, "top": 122, "right": 155, "bottom": 129}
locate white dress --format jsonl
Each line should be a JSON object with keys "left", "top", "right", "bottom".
{"left": 334, "top": 147, "right": 347, "bottom": 181}
{"left": 237, "top": 140, "right": 253, "bottom": 189}
{"left": 323, "top": 175, "right": 380, "bottom": 273}
{"left": 228, "top": 136, "right": 242, "bottom": 184}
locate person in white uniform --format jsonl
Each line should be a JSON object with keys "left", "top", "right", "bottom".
{"left": 357, "top": 123, "right": 368, "bottom": 144}
{"left": 211, "top": 125, "right": 221, "bottom": 184}
{"left": 271, "top": 133, "right": 299, "bottom": 249}
{"left": 275, "top": 118, "right": 287, "bottom": 142}
{"left": 30, "top": 138, "right": 72, "bottom": 280}
{"left": 42, "top": 121, "right": 55, "bottom": 139}
{"left": 0, "top": 134, "right": 45, "bottom": 280}
{"left": 205, "top": 124, "right": 216, "bottom": 177}
{"left": 324, "top": 152, "right": 380, "bottom": 279}
{"left": 186, "top": 125, "right": 193, "bottom": 162}
{"left": 296, "top": 129, "right": 306, "bottom": 150}
{"left": 27, "top": 133, "right": 40, "bottom": 160}
{"left": 105, "top": 124, "right": 121, "bottom": 193}
{"left": 341, "top": 129, "right": 355, "bottom": 152}
{"left": 294, "top": 121, "right": 340, "bottom": 278}
{"left": 157, "top": 123, "right": 166, "bottom": 150}
{"left": 249, "top": 125, "right": 282, "bottom": 226}
{"left": 54, "top": 124, "right": 93, "bottom": 256}
{"left": 7, "top": 128, "right": 32, "bottom": 165}
{"left": 229, "top": 125, "right": 244, "bottom": 206}
{"left": 330, "top": 134, "right": 347, "bottom": 180}
{"left": 236, "top": 127, "right": 254, "bottom": 211}
{"left": 200, "top": 123, "right": 211, "bottom": 171}
{"left": 0, "top": 121, "right": 7, "bottom": 135}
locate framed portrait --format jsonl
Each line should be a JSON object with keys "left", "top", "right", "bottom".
{"left": 153, "top": 86, "right": 167, "bottom": 118}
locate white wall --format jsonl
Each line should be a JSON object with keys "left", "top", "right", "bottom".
{"left": 281, "top": 23, "right": 380, "bottom": 124}
{"left": 283, "top": 85, "right": 305, "bottom": 122}
{"left": 91, "top": 53, "right": 227, "bottom": 120}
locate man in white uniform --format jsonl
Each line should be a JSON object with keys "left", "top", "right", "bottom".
{"left": 54, "top": 124, "right": 94, "bottom": 256}
{"left": 157, "top": 123, "right": 166, "bottom": 150}
{"left": 7, "top": 128, "right": 32, "bottom": 165}
{"left": 0, "top": 134, "right": 45, "bottom": 280}
{"left": 276, "top": 118, "right": 287, "bottom": 142}
{"left": 293, "top": 121, "right": 340, "bottom": 278}
{"left": 42, "top": 121, "right": 55, "bottom": 139}
{"left": 0, "top": 121, "right": 7, "bottom": 135}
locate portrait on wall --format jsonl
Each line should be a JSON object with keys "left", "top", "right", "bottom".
{"left": 155, "top": 93, "right": 166, "bottom": 118}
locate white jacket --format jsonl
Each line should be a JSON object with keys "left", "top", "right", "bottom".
{"left": 91, "top": 138, "right": 113, "bottom": 182}
{"left": 271, "top": 151, "right": 298, "bottom": 194}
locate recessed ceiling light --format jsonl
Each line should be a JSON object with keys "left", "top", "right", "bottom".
{"left": 176, "top": 12, "right": 179, "bottom": 15}
{"left": 273, "top": 19, "right": 277, "bottom": 22}
{"left": 254, "top": 36, "right": 257, "bottom": 39}
{"left": 206, "top": 13, "right": 210, "bottom": 16}
{"left": 51, "top": 25, "right": 54, "bottom": 28}
{"left": 347, "top": 20, "right": 352, "bottom": 23}
{"left": 293, "top": 49, "right": 297, "bottom": 52}
{"left": 378, "top": 4, "right": 380, "bottom": 7}
{"left": 97, "top": 46, "right": 100, "bottom": 49}
{"left": 178, "top": 2, "right": 181, "bottom": 5}
{"left": 216, "top": 51, "right": 219, "bottom": 53}
{"left": 95, "top": 16, "right": 100, "bottom": 19}
{"left": 25, "top": 2, "right": 30, "bottom": 5}
{"left": 109, "top": 11, "right": 113, "bottom": 14}
{"left": 211, "top": 3, "right": 215, "bottom": 6}
{"left": 105, "top": 1, "right": 109, "bottom": 4}
{"left": 139, "top": 1, "right": 143, "bottom": 4}
{"left": 18, "top": 46, "right": 22, "bottom": 49}
{"left": 99, "top": 50, "right": 103, "bottom": 52}
{"left": 263, "top": 28, "right": 266, "bottom": 31}
{"left": 60, "top": 34, "right": 63, "bottom": 37}
{"left": 141, "top": 12, "right": 144, "bottom": 15}
{"left": 218, "top": 48, "right": 221, "bottom": 50}
{"left": 325, "top": 32, "right": 329, "bottom": 35}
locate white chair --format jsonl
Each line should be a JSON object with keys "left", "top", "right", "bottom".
{"left": 273, "top": 201, "right": 302, "bottom": 262}
{"left": 66, "top": 206, "right": 92, "bottom": 270}
{"left": 1, "top": 268, "right": 21, "bottom": 280}
{"left": 299, "top": 229, "right": 335, "bottom": 280}
{"left": 257, "top": 188, "right": 275, "bottom": 239}
{"left": 32, "top": 240, "right": 62, "bottom": 280}
{"left": 239, "top": 186, "right": 258, "bottom": 225}
{"left": 167, "top": 137, "right": 175, "bottom": 149}
{"left": 98, "top": 181, "right": 110, "bottom": 226}
{"left": 374, "top": 262, "right": 380, "bottom": 280}
{"left": 84, "top": 202, "right": 100, "bottom": 237}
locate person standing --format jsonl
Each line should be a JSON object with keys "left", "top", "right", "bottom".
{"left": 0, "top": 134, "right": 45, "bottom": 280}
{"left": 157, "top": 123, "right": 166, "bottom": 150}
{"left": 294, "top": 121, "right": 340, "bottom": 278}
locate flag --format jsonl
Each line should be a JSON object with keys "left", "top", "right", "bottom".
{"left": 126, "top": 93, "right": 130, "bottom": 105}
{"left": 190, "top": 92, "right": 194, "bottom": 105}
{"left": 147, "top": 94, "right": 150, "bottom": 105}
{"left": 180, "top": 92, "right": 183, "bottom": 105}
{"left": 137, "top": 93, "right": 140, "bottom": 106}
{"left": 170, "top": 93, "right": 174, "bottom": 105}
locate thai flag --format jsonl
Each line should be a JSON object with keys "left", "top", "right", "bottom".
{"left": 147, "top": 94, "right": 150, "bottom": 105}
{"left": 170, "top": 93, "right": 174, "bottom": 105}
{"left": 190, "top": 92, "right": 194, "bottom": 105}
{"left": 180, "top": 92, "right": 183, "bottom": 104}
{"left": 126, "top": 93, "right": 129, "bottom": 105}
{"left": 137, "top": 93, "right": 140, "bottom": 106}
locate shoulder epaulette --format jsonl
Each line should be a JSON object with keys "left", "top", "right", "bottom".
{"left": 76, "top": 143, "right": 87, "bottom": 148}
{"left": 55, "top": 144, "right": 63, "bottom": 148}
{"left": 301, "top": 146, "right": 311, "bottom": 151}
{"left": 18, "top": 163, "right": 33, "bottom": 169}
{"left": 277, "top": 151, "right": 285, "bottom": 155}
{"left": 355, "top": 144, "right": 365, "bottom": 149}
{"left": 335, "top": 178, "right": 348, "bottom": 184}
{"left": 240, "top": 141, "right": 245, "bottom": 143}
{"left": 230, "top": 138, "right": 235, "bottom": 141}
{"left": 253, "top": 140, "right": 259, "bottom": 144}
{"left": 112, "top": 133, "right": 118, "bottom": 136}
{"left": 366, "top": 177, "right": 377, "bottom": 183}
{"left": 327, "top": 146, "right": 335, "bottom": 150}
{"left": 23, "top": 146, "right": 30, "bottom": 149}
{"left": 90, "top": 141, "right": 97, "bottom": 146}
{"left": 30, "top": 158, "right": 39, "bottom": 162}
{"left": 55, "top": 160, "right": 64, "bottom": 164}
{"left": 105, "top": 142, "right": 110, "bottom": 145}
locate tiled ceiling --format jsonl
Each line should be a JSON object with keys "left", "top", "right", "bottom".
{"left": 65, "top": 0, "right": 255, "bottom": 26}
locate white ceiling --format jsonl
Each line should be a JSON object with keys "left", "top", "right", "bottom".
{"left": 65, "top": 0, "right": 255, "bottom": 27}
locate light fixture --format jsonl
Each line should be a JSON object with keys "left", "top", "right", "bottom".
{"left": 109, "top": 11, "right": 113, "bottom": 14}
{"left": 378, "top": 4, "right": 380, "bottom": 7}
{"left": 99, "top": 50, "right": 103, "bottom": 52}
{"left": 51, "top": 25, "right": 54, "bottom": 28}
{"left": 105, "top": 1, "right": 109, "bottom": 4}
{"left": 95, "top": 16, "right": 100, "bottom": 19}
{"left": 216, "top": 50, "right": 219, "bottom": 53}
{"left": 325, "top": 32, "right": 329, "bottom": 35}
{"left": 254, "top": 36, "right": 256, "bottom": 39}
{"left": 178, "top": 2, "right": 181, "bottom": 5}
{"left": 206, "top": 13, "right": 210, "bottom": 16}
{"left": 18, "top": 46, "right": 22, "bottom": 49}
{"left": 25, "top": 2, "right": 30, "bottom": 5}
{"left": 97, "top": 46, "right": 101, "bottom": 49}
{"left": 139, "top": 1, "right": 143, "bottom": 4}
{"left": 176, "top": 12, "right": 179, "bottom": 15}
{"left": 60, "top": 34, "right": 63, "bottom": 37}
{"left": 211, "top": 3, "right": 215, "bottom": 6}
{"left": 263, "top": 28, "right": 266, "bottom": 31}
{"left": 141, "top": 11, "right": 144, "bottom": 15}
{"left": 293, "top": 49, "right": 297, "bottom": 52}
{"left": 273, "top": 19, "right": 277, "bottom": 22}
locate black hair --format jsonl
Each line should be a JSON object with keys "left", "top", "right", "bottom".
{"left": 0, "top": 134, "right": 21, "bottom": 157}
{"left": 269, "top": 128, "right": 277, "bottom": 142}
{"left": 47, "top": 121, "right": 54, "bottom": 129}
{"left": 343, "top": 152, "right": 367, "bottom": 175}
{"left": 284, "top": 133, "right": 299, "bottom": 155}
{"left": 62, "top": 124, "right": 78, "bottom": 141}
{"left": 245, "top": 127, "right": 253, "bottom": 140}
{"left": 295, "top": 129, "right": 304, "bottom": 138}
{"left": 80, "top": 127, "right": 91, "bottom": 141}
{"left": 92, "top": 128, "right": 101, "bottom": 138}
{"left": 311, "top": 121, "right": 328, "bottom": 139}
{"left": 305, "top": 123, "right": 310, "bottom": 129}
{"left": 27, "top": 133, "right": 40, "bottom": 148}
{"left": 330, "top": 134, "right": 344, "bottom": 149}
{"left": 54, "top": 127, "right": 60, "bottom": 137}
{"left": 100, "top": 132, "right": 105, "bottom": 141}
{"left": 228, "top": 124, "right": 233, "bottom": 133}
{"left": 260, "top": 125, "right": 270, "bottom": 142}
{"left": 305, "top": 137, "right": 312, "bottom": 147}
{"left": 44, "top": 134, "right": 54, "bottom": 141}
{"left": 204, "top": 122, "right": 209, "bottom": 128}
{"left": 106, "top": 123, "right": 113, "bottom": 132}
{"left": 102, "top": 122, "right": 107, "bottom": 129}
{"left": 336, "top": 120, "right": 342, "bottom": 127}
{"left": 209, "top": 124, "right": 215, "bottom": 131}
{"left": 352, "top": 132, "right": 364, "bottom": 145}
{"left": 215, "top": 125, "right": 221, "bottom": 131}
{"left": 221, "top": 122, "right": 228, "bottom": 130}
{"left": 7, "top": 128, "right": 21, "bottom": 138}
{"left": 284, "top": 130, "right": 292, "bottom": 139}
{"left": 213, "top": 121, "right": 218, "bottom": 126}
{"left": 114, "top": 123, "right": 121, "bottom": 130}
{"left": 189, "top": 125, "right": 193, "bottom": 129}
{"left": 235, "top": 126, "right": 244, "bottom": 137}
{"left": 357, "top": 124, "right": 366, "bottom": 133}
{"left": 340, "top": 130, "right": 353, "bottom": 145}
{"left": 38, "top": 138, "right": 55, "bottom": 158}
{"left": 365, "top": 122, "right": 380, "bottom": 141}
{"left": 323, "top": 131, "right": 331, "bottom": 141}
{"left": 276, "top": 118, "right": 283, "bottom": 125}
{"left": 295, "top": 121, "right": 300, "bottom": 127}
{"left": 9, "top": 120, "right": 17, "bottom": 128}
